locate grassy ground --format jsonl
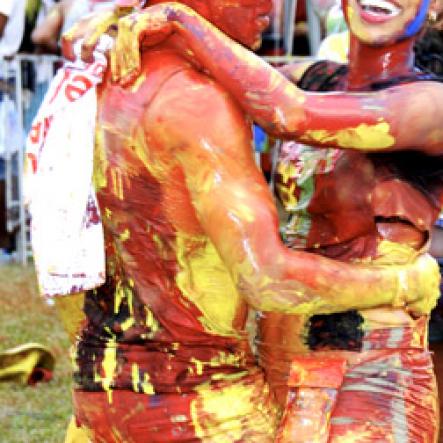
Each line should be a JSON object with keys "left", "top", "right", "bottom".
{"left": 0, "top": 265, "right": 71, "bottom": 443}
{"left": 1, "top": 264, "right": 442, "bottom": 442}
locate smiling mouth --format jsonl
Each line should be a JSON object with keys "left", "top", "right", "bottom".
{"left": 357, "top": 0, "right": 401, "bottom": 18}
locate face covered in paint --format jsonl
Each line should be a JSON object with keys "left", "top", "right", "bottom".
{"left": 342, "top": 0, "right": 430, "bottom": 44}
{"left": 186, "top": 0, "right": 273, "bottom": 49}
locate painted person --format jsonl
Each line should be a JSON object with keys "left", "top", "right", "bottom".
{"left": 58, "top": 0, "right": 443, "bottom": 441}
{"left": 65, "top": 0, "right": 443, "bottom": 441}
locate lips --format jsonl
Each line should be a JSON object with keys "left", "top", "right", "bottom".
{"left": 357, "top": 0, "right": 402, "bottom": 23}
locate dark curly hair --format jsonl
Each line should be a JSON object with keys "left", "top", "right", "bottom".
{"left": 414, "top": 27, "right": 443, "bottom": 76}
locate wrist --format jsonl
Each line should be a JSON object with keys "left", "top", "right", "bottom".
{"left": 392, "top": 268, "right": 408, "bottom": 307}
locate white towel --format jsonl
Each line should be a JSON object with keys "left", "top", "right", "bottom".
{"left": 25, "top": 35, "right": 113, "bottom": 298}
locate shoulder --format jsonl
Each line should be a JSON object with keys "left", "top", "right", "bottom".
{"left": 394, "top": 78, "right": 443, "bottom": 99}
{"left": 391, "top": 79, "right": 443, "bottom": 155}
{"left": 144, "top": 55, "right": 250, "bottom": 145}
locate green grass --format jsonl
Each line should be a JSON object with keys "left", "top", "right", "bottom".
{"left": 0, "top": 265, "right": 72, "bottom": 443}
{"left": 2, "top": 264, "right": 439, "bottom": 442}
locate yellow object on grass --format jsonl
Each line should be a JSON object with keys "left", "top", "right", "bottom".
{"left": 0, "top": 343, "right": 55, "bottom": 385}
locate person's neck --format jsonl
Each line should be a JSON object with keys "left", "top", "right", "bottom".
{"left": 347, "top": 35, "right": 416, "bottom": 90}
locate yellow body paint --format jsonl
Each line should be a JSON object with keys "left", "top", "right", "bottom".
{"left": 175, "top": 232, "right": 242, "bottom": 337}
{"left": 302, "top": 122, "right": 395, "bottom": 150}
{"left": 102, "top": 335, "right": 117, "bottom": 403}
{"left": 190, "top": 352, "right": 243, "bottom": 377}
{"left": 141, "top": 372, "right": 155, "bottom": 394}
{"left": 130, "top": 73, "right": 147, "bottom": 93}
{"left": 114, "top": 281, "right": 125, "bottom": 314}
{"left": 131, "top": 363, "right": 141, "bottom": 392}
{"left": 111, "top": 169, "right": 125, "bottom": 200}
{"left": 119, "top": 228, "right": 130, "bottom": 242}
{"left": 120, "top": 316, "right": 135, "bottom": 331}
{"left": 190, "top": 381, "right": 272, "bottom": 442}
{"left": 93, "top": 128, "right": 108, "bottom": 190}
{"left": 144, "top": 306, "right": 160, "bottom": 335}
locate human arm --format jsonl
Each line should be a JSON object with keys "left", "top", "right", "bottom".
{"left": 31, "top": 3, "right": 65, "bottom": 54}
{"left": 146, "top": 70, "right": 440, "bottom": 315}
{"left": 0, "top": 14, "right": 7, "bottom": 38}
{"left": 60, "top": 2, "right": 139, "bottom": 62}
{"left": 0, "top": 0, "right": 12, "bottom": 39}
{"left": 113, "top": 3, "right": 443, "bottom": 155}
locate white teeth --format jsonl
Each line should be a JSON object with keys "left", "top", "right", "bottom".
{"left": 358, "top": 0, "right": 401, "bottom": 15}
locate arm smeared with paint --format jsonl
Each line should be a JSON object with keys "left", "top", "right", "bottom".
{"left": 61, "top": 1, "right": 138, "bottom": 62}
{"left": 113, "top": 3, "right": 443, "bottom": 155}
{"left": 146, "top": 71, "right": 440, "bottom": 316}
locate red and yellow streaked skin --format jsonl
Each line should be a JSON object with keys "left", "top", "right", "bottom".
{"left": 81, "top": 0, "right": 443, "bottom": 441}
{"left": 61, "top": 0, "right": 442, "bottom": 441}
{"left": 88, "top": 42, "right": 436, "bottom": 320}
{"left": 71, "top": 45, "right": 404, "bottom": 441}
{"left": 109, "top": 1, "right": 443, "bottom": 155}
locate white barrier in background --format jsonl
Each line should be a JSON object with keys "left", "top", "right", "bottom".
{"left": 0, "top": 52, "right": 313, "bottom": 268}
{"left": 0, "top": 54, "right": 61, "bottom": 265}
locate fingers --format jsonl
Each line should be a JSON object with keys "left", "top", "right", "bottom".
{"left": 80, "top": 26, "right": 112, "bottom": 63}
{"left": 110, "top": 22, "right": 142, "bottom": 84}
{"left": 111, "top": 10, "right": 175, "bottom": 85}
{"left": 61, "top": 25, "right": 80, "bottom": 61}
{"left": 81, "top": 13, "right": 119, "bottom": 62}
{"left": 407, "top": 256, "right": 440, "bottom": 315}
{"left": 62, "top": 4, "right": 178, "bottom": 81}
{"left": 406, "top": 295, "right": 438, "bottom": 315}
{"left": 61, "top": 11, "right": 119, "bottom": 63}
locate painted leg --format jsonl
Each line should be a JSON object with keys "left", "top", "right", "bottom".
{"left": 64, "top": 416, "right": 92, "bottom": 443}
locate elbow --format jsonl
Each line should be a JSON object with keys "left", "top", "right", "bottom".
{"left": 230, "top": 247, "right": 284, "bottom": 311}
{"left": 235, "top": 274, "right": 267, "bottom": 311}
{"left": 232, "top": 260, "right": 280, "bottom": 311}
